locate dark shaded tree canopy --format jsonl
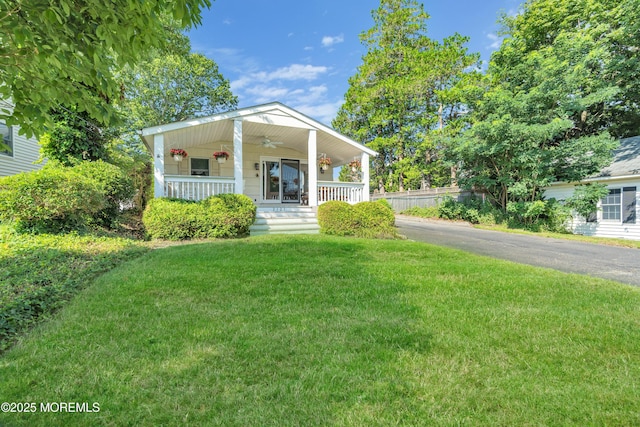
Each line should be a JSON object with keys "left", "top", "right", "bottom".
{"left": 0, "top": 0, "right": 211, "bottom": 137}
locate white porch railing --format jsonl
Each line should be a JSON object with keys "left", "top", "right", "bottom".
{"left": 164, "top": 175, "right": 235, "bottom": 201}
{"left": 317, "top": 181, "right": 365, "bottom": 204}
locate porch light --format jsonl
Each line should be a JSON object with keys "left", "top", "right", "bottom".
{"left": 254, "top": 163, "right": 260, "bottom": 170}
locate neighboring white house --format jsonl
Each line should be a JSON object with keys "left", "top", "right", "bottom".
{"left": 139, "top": 102, "right": 378, "bottom": 207}
{"left": 545, "top": 136, "right": 640, "bottom": 240}
{"left": 0, "top": 102, "right": 43, "bottom": 177}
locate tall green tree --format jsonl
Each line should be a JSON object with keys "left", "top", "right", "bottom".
{"left": 0, "top": 0, "right": 211, "bottom": 137}
{"left": 114, "top": 21, "right": 237, "bottom": 156}
{"left": 333, "top": 0, "right": 479, "bottom": 192}
{"left": 122, "top": 52, "right": 237, "bottom": 130}
{"left": 454, "top": 0, "right": 632, "bottom": 210}
{"left": 39, "top": 107, "right": 114, "bottom": 165}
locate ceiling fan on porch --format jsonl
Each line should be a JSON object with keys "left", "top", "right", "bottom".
{"left": 262, "top": 136, "right": 284, "bottom": 149}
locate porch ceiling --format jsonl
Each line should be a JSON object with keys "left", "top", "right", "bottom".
{"left": 140, "top": 102, "right": 376, "bottom": 166}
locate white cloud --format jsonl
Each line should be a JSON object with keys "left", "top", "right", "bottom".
{"left": 244, "top": 85, "right": 292, "bottom": 104}
{"left": 232, "top": 64, "right": 329, "bottom": 91}
{"left": 295, "top": 85, "right": 328, "bottom": 104}
{"left": 265, "top": 64, "right": 329, "bottom": 81}
{"left": 486, "top": 33, "right": 503, "bottom": 50}
{"left": 321, "top": 34, "right": 344, "bottom": 48}
{"left": 294, "top": 100, "right": 344, "bottom": 125}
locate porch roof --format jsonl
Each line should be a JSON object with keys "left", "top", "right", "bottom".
{"left": 139, "top": 102, "right": 377, "bottom": 166}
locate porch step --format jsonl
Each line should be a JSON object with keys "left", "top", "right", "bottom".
{"left": 250, "top": 207, "right": 320, "bottom": 236}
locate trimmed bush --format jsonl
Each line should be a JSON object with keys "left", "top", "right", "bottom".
{"left": 353, "top": 201, "right": 395, "bottom": 231}
{"left": 72, "top": 160, "right": 134, "bottom": 227}
{"left": 318, "top": 199, "right": 397, "bottom": 238}
{"left": 0, "top": 166, "right": 104, "bottom": 233}
{"left": 142, "top": 194, "right": 256, "bottom": 240}
{"left": 317, "top": 201, "right": 359, "bottom": 236}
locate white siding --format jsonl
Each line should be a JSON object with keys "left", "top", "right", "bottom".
{"left": 545, "top": 178, "right": 640, "bottom": 240}
{"left": 0, "top": 125, "right": 43, "bottom": 177}
{"left": 163, "top": 142, "right": 307, "bottom": 203}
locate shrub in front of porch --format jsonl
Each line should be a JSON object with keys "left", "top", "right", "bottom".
{"left": 318, "top": 200, "right": 396, "bottom": 238}
{"left": 317, "top": 201, "right": 359, "bottom": 236}
{"left": 142, "top": 194, "right": 256, "bottom": 240}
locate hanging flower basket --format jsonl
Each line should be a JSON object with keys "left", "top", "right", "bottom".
{"left": 213, "top": 151, "right": 230, "bottom": 163}
{"left": 170, "top": 148, "right": 188, "bottom": 161}
{"left": 319, "top": 157, "right": 332, "bottom": 170}
{"left": 348, "top": 159, "right": 361, "bottom": 172}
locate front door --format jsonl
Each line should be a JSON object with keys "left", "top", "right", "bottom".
{"left": 281, "top": 159, "right": 300, "bottom": 203}
{"left": 262, "top": 159, "right": 302, "bottom": 203}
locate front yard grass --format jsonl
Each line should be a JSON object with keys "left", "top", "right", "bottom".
{"left": 1, "top": 235, "right": 639, "bottom": 426}
{"left": 0, "top": 225, "right": 149, "bottom": 352}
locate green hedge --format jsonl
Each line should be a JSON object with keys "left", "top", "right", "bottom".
{"left": 142, "top": 194, "right": 256, "bottom": 240}
{"left": 0, "top": 166, "right": 105, "bottom": 233}
{"left": 0, "top": 162, "right": 134, "bottom": 233}
{"left": 73, "top": 160, "right": 134, "bottom": 227}
{"left": 318, "top": 200, "right": 397, "bottom": 238}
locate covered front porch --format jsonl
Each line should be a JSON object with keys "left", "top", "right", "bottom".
{"left": 139, "top": 102, "right": 377, "bottom": 207}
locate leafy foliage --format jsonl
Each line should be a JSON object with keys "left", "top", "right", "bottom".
{"left": 565, "top": 183, "right": 610, "bottom": 221}
{"left": 0, "top": 0, "right": 211, "bottom": 137}
{"left": 496, "top": 0, "right": 640, "bottom": 138}
{"left": 38, "top": 107, "right": 114, "bottom": 165}
{"left": 333, "top": 0, "right": 480, "bottom": 192}
{"left": 72, "top": 161, "right": 135, "bottom": 228}
{"left": 318, "top": 200, "right": 397, "bottom": 238}
{"left": 0, "top": 162, "right": 134, "bottom": 232}
{"left": 317, "top": 201, "right": 359, "bottom": 236}
{"left": 142, "top": 194, "right": 256, "bottom": 240}
{"left": 453, "top": 0, "right": 628, "bottom": 211}
{"left": 120, "top": 52, "right": 237, "bottom": 129}
{"left": 436, "top": 196, "right": 502, "bottom": 225}
{"left": 0, "top": 166, "right": 104, "bottom": 233}
{"left": 403, "top": 195, "right": 569, "bottom": 230}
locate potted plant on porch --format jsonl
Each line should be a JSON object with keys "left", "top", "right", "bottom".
{"left": 170, "top": 148, "right": 188, "bottom": 162}
{"left": 348, "top": 159, "right": 361, "bottom": 172}
{"left": 213, "top": 151, "right": 230, "bottom": 163}
{"left": 319, "top": 156, "right": 332, "bottom": 171}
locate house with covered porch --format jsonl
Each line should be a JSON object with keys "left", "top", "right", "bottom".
{"left": 139, "top": 102, "right": 377, "bottom": 234}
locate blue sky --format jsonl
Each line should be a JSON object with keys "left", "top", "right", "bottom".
{"left": 188, "top": 0, "right": 522, "bottom": 125}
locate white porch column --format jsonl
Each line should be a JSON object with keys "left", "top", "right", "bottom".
{"left": 153, "top": 134, "right": 165, "bottom": 198}
{"left": 233, "top": 119, "right": 243, "bottom": 195}
{"left": 361, "top": 152, "right": 370, "bottom": 201}
{"left": 307, "top": 129, "right": 318, "bottom": 206}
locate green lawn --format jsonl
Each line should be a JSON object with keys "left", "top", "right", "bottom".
{"left": 1, "top": 235, "right": 639, "bottom": 426}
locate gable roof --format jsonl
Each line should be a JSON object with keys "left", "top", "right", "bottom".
{"left": 595, "top": 136, "right": 640, "bottom": 179}
{"left": 139, "top": 102, "right": 377, "bottom": 164}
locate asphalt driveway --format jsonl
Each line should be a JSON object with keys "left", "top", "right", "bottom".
{"left": 395, "top": 215, "right": 640, "bottom": 287}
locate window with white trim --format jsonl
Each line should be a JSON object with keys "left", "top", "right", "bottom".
{"left": 190, "top": 158, "right": 210, "bottom": 176}
{"left": 601, "top": 187, "right": 636, "bottom": 224}
{"left": 602, "top": 189, "right": 621, "bottom": 220}
{"left": 0, "top": 122, "right": 13, "bottom": 157}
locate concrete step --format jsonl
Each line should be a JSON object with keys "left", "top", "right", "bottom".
{"left": 250, "top": 207, "right": 320, "bottom": 235}
{"left": 256, "top": 211, "right": 317, "bottom": 219}
{"left": 251, "top": 229, "right": 320, "bottom": 236}
{"left": 250, "top": 223, "right": 321, "bottom": 232}
{"left": 253, "top": 217, "right": 318, "bottom": 225}
{"left": 257, "top": 206, "right": 314, "bottom": 212}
